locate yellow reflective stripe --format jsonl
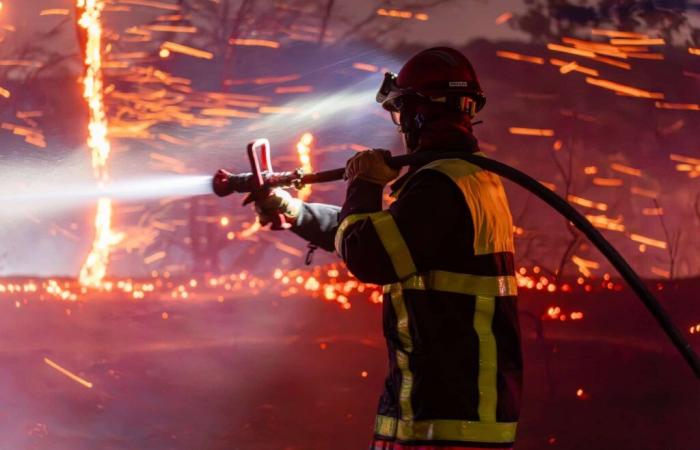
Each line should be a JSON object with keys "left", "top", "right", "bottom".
{"left": 474, "top": 295, "right": 498, "bottom": 422}
{"left": 389, "top": 284, "right": 414, "bottom": 421}
{"left": 397, "top": 271, "right": 517, "bottom": 297}
{"left": 374, "top": 415, "right": 517, "bottom": 443}
{"left": 370, "top": 212, "right": 417, "bottom": 280}
{"left": 334, "top": 213, "right": 372, "bottom": 255}
{"left": 390, "top": 152, "right": 486, "bottom": 199}
{"left": 374, "top": 414, "right": 397, "bottom": 438}
{"left": 419, "top": 158, "right": 515, "bottom": 255}
{"left": 334, "top": 211, "right": 416, "bottom": 280}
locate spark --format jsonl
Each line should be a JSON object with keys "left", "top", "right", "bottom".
{"left": 201, "top": 108, "right": 260, "bottom": 119}
{"left": 610, "top": 38, "right": 665, "bottom": 46}
{"left": 560, "top": 37, "right": 628, "bottom": 58}
{"left": 157, "top": 133, "right": 188, "bottom": 146}
{"left": 586, "top": 214, "right": 625, "bottom": 232}
{"left": 376, "top": 8, "right": 428, "bottom": 21}
{"left": 226, "top": 74, "right": 301, "bottom": 86}
{"left": 546, "top": 42, "right": 632, "bottom": 69}
{"left": 161, "top": 41, "right": 213, "bottom": 59}
{"left": 273, "top": 241, "right": 304, "bottom": 257}
{"left": 669, "top": 153, "right": 700, "bottom": 165}
{"left": 591, "top": 29, "right": 648, "bottom": 39}
{"left": 690, "top": 48, "right": 700, "bottom": 56}
{"left": 275, "top": 85, "right": 313, "bottom": 94}
{"left": 650, "top": 267, "right": 670, "bottom": 278}
{"left": 550, "top": 59, "right": 599, "bottom": 76}
{"left": 40, "top": 9, "right": 70, "bottom": 16}
{"left": 144, "top": 24, "right": 196, "bottom": 33}
{"left": 572, "top": 255, "right": 600, "bottom": 277}
{"left": 585, "top": 77, "right": 664, "bottom": 99}
{"left": 630, "top": 233, "right": 667, "bottom": 250}
{"left": 494, "top": 12, "right": 513, "bottom": 25}
{"left": 508, "top": 127, "right": 554, "bottom": 136}
{"left": 642, "top": 208, "right": 663, "bottom": 216}
{"left": 118, "top": 0, "right": 180, "bottom": 11}
{"left": 567, "top": 194, "right": 608, "bottom": 211}
{"left": 654, "top": 102, "right": 699, "bottom": 111}
{"left": 296, "top": 132, "right": 314, "bottom": 201}
{"left": 558, "top": 61, "right": 578, "bottom": 74}
{"left": 547, "top": 43, "right": 596, "bottom": 58}
{"left": 538, "top": 181, "right": 557, "bottom": 191}
{"left": 144, "top": 251, "right": 166, "bottom": 265}
{"left": 610, "top": 163, "right": 642, "bottom": 177}
{"left": 229, "top": 38, "right": 280, "bottom": 49}
{"left": 0, "top": 60, "right": 42, "bottom": 67}
{"left": 630, "top": 186, "right": 659, "bottom": 199}
{"left": 496, "top": 51, "right": 544, "bottom": 65}
{"left": 592, "top": 177, "right": 623, "bottom": 187}
{"left": 352, "top": 62, "right": 379, "bottom": 72}
{"left": 44, "top": 358, "right": 93, "bottom": 389}
{"left": 624, "top": 53, "right": 664, "bottom": 60}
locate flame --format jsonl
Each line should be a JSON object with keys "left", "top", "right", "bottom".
{"left": 296, "top": 132, "right": 314, "bottom": 201}
{"left": 79, "top": 199, "right": 124, "bottom": 286}
{"left": 77, "top": 0, "right": 122, "bottom": 287}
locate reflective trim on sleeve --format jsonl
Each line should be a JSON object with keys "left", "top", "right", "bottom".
{"left": 370, "top": 212, "right": 417, "bottom": 280}
{"left": 474, "top": 295, "right": 498, "bottom": 422}
{"left": 397, "top": 271, "right": 517, "bottom": 297}
{"left": 335, "top": 211, "right": 417, "bottom": 281}
{"left": 374, "top": 415, "right": 517, "bottom": 444}
{"left": 334, "top": 213, "right": 372, "bottom": 256}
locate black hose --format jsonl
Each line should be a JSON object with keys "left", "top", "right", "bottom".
{"left": 302, "top": 151, "right": 700, "bottom": 379}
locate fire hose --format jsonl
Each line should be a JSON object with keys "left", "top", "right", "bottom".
{"left": 213, "top": 139, "right": 700, "bottom": 379}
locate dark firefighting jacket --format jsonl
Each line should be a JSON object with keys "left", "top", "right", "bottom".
{"left": 291, "top": 152, "right": 522, "bottom": 449}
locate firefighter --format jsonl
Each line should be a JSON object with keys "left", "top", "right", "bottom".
{"left": 255, "top": 47, "right": 522, "bottom": 450}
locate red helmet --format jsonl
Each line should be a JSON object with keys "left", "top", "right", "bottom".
{"left": 376, "top": 47, "right": 486, "bottom": 117}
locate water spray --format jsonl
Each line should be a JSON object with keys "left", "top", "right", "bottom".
{"left": 0, "top": 175, "right": 212, "bottom": 218}
{"left": 213, "top": 138, "right": 700, "bottom": 379}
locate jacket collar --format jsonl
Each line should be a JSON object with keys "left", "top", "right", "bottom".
{"left": 389, "top": 143, "right": 480, "bottom": 197}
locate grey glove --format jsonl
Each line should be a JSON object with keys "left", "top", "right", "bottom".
{"left": 254, "top": 188, "right": 302, "bottom": 228}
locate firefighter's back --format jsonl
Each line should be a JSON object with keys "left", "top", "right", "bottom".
{"left": 372, "top": 157, "right": 522, "bottom": 450}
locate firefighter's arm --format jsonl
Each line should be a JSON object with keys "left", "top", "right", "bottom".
{"left": 336, "top": 173, "right": 464, "bottom": 284}
{"left": 254, "top": 188, "right": 340, "bottom": 252}
{"left": 336, "top": 152, "right": 465, "bottom": 285}
{"left": 291, "top": 202, "right": 341, "bottom": 252}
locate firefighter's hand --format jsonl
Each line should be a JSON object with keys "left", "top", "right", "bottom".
{"left": 345, "top": 149, "right": 400, "bottom": 185}
{"left": 254, "top": 188, "right": 302, "bottom": 228}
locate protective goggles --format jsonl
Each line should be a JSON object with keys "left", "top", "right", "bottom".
{"left": 376, "top": 72, "right": 479, "bottom": 121}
